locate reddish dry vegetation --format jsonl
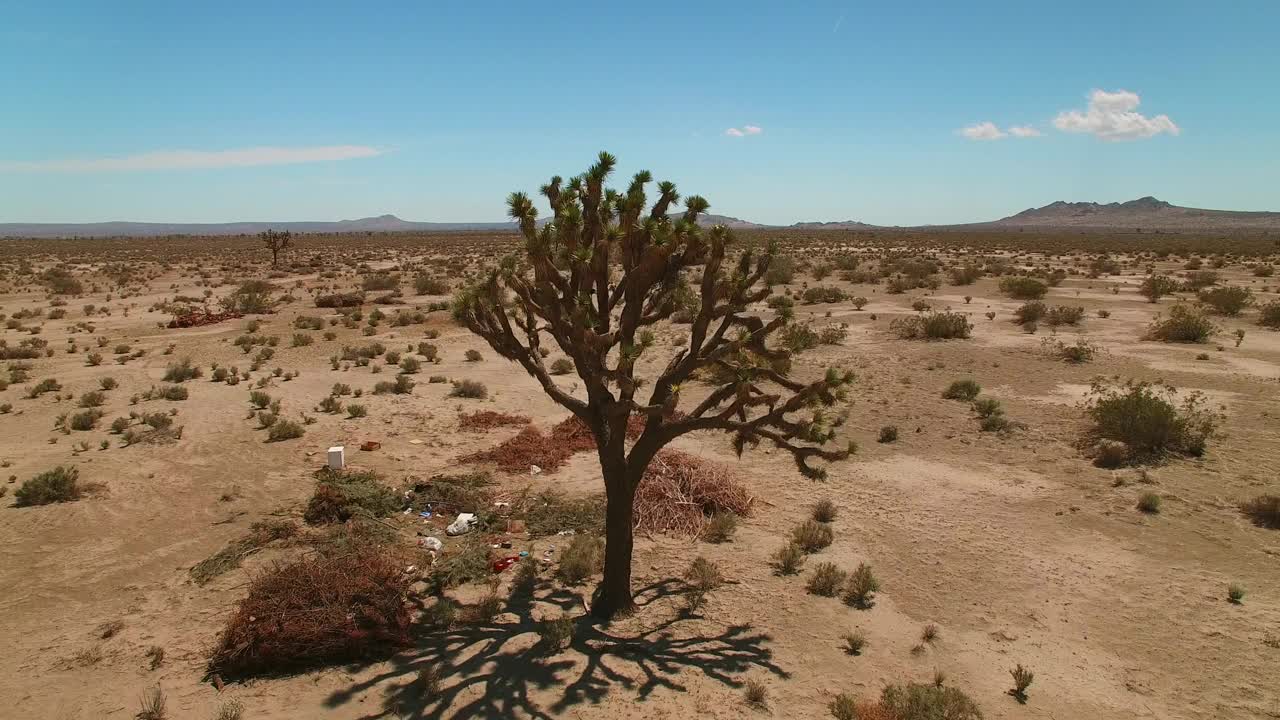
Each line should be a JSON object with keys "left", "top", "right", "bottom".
{"left": 207, "top": 547, "right": 412, "bottom": 678}
{"left": 634, "top": 450, "right": 754, "bottom": 536}
{"left": 457, "top": 410, "right": 531, "bottom": 432}
{"left": 460, "top": 415, "right": 647, "bottom": 473}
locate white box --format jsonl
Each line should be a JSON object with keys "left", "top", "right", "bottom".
{"left": 327, "top": 446, "right": 345, "bottom": 471}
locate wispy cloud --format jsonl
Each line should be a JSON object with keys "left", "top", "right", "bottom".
{"left": 958, "top": 121, "right": 1006, "bottom": 141}
{"left": 725, "top": 125, "right": 763, "bottom": 138}
{"left": 959, "top": 121, "right": 1042, "bottom": 141}
{"left": 0, "top": 145, "right": 383, "bottom": 172}
{"left": 1053, "top": 89, "right": 1179, "bottom": 141}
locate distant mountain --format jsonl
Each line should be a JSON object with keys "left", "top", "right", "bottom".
{"left": 0, "top": 212, "right": 775, "bottom": 238}
{"left": 0, "top": 215, "right": 516, "bottom": 238}
{"left": 787, "top": 220, "right": 878, "bottom": 230}
{"left": 992, "top": 197, "right": 1280, "bottom": 230}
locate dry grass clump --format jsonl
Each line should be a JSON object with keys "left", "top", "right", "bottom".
{"left": 854, "top": 683, "right": 983, "bottom": 719}
{"left": 806, "top": 562, "right": 848, "bottom": 597}
{"left": 1241, "top": 494, "right": 1280, "bottom": 529}
{"left": 843, "top": 563, "right": 880, "bottom": 609}
{"left": 791, "top": 519, "right": 834, "bottom": 552}
{"left": 458, "top": 410, "right": 531, "bottom": 431}
{"left": 557, "top": 534, "right": 604, "bottom": 585}
{"left": 521, "top": 490, "right": 605, "bottom": 536}
{"left": 207, "top": 546, "right": 412, "bottom": 678}
{"left": 812, "top": 498, "right": 838, "bottom": 522}
{"left": 683, "top": 556, "right": 724, "bottom": 611}
{"left": 538, "top": 615, "right": 576, "bottom": 653}
{"left": 772, "top": 542, "right": 806, "bottom": 575}
{"left": 190, "top": 519, "right": 299, "bottom": 585}
{"left": 404, "top": 472, "right": 494, "bottom": 516}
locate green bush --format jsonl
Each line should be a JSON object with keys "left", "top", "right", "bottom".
{"left": 890, "top": 311, "right": 972, "bottom": 340}
{"left": 779, "top": 322, "right": 819, "bottom": 352}
{"left": 843, "top": 563, "right": 880, "bottom": 609}
{"left": 304, "top": 469, "right": 400, "bottom": 524}
{"left": 1198, "top": 286, "right": 1252, "bottom": 316}
{"left": 162, "top": 358, "right": 202, "bottom": 382}
{"left": 1145, "top": 304, "right": 1217, "bottom": 343}
{"left": 1013, "top": 301, "right": 1045, "bottom": 325}
{"left": 998, "top": 276, "right": 1047, "bottom": 300}
{"left": 806, "top": 562, "right": 847, "bottom": 597}
{"left": 942, "top": 379, "right": 980, "bottom": 401}
{"left": 1044, "top": 305, "right": 1085, "bottom": 326}
{"left": 15, "top": 466, "right": 83, "bottom": 506}
{"left": 791, "top": 520, "right": 833, "bottom": 553}
{"left": 1139, "top": 275, "right": 1181, "bottom": 302}
{"left": 1085, "top": 380, "right": 1219, "bottom": 460}
{"left": 267, "top": 419, "right": 305, "bottom": 442}
{"left": 801, "top": 286, "right": 848, "bottom": 304}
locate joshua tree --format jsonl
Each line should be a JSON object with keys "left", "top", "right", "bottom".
{"left": 454, "top": 152, "right": 854, "bottom": 617}
{"left": 259, "top": 228, "right": 292, "bottom": 266}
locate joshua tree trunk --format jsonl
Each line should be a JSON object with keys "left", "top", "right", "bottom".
{"left": 595, "top": 471, "right": 638, "bottom": 618}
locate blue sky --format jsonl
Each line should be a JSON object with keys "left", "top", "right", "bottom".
{"left": 1, "top": 1, "right": 1276, "bottom": 225}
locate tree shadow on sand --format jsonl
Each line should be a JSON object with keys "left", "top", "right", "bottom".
{"left": 324, "top": 577, "right": 788, "bottom": 720}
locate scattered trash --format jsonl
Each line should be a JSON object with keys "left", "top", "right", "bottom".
{"left": 530, "top": 465, "right": 542, "bottom": 475}
{"left": 500, "top": 541, "right": 513, "bottom": 549}
{"left": 491, "top": 556, "right": 519, "bottom": 573}
{"left": 518, "top": 551, "right": 529, "bottom": 558}
{"left": 493, "top": 501, "right": 511, "bottom": 509}
{"left": 417, "top": 536, "right": 444, "bottom": 552}
{"left": 404, "top": 565, "right": 417, "bottom": 573}
{"left": 555, "top": 530, "right": 576, "bottom": 536}
{"left": 446, "top": 512, "right": 477, "bottom": 536}
{"left": 409, "top": 439, "right": 424, "bottom": 445}
{"left": 418, "top": 510, "right": 433, "bottom": 519}
{"left": 360, "top": 441, "right": 381, "bottom": 452}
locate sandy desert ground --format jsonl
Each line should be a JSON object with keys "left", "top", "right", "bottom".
{"left": 1, "top": 231, "right": 1278, "bottom": 720}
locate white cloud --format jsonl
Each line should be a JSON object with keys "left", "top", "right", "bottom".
{"left": 725, "top": 128, "right": 745, "bottom": 137}
{"left": 1008, "top": 125, "right": 1042, "bottom": 138}
{"left": 725, "top": 125, "right": 762, "bottom": 137}
{"left": 0, "top": 145, "right": 383, "bottom": 172}
{"left": 959, "top": 121, "right": 1006, "bottom": 141}
{"left": 1052, "top": 89, "right": 1179, "bottom": 141}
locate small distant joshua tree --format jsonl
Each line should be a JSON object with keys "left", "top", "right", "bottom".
{"left": 259, "top": 228, "right": 293, "bottom": 266}
{"left": 454, "top": 152, "right": 856, "bottom": 617}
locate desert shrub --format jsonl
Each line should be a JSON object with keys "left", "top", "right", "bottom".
{"left": 1260, "top": 301, "right": 1280, "bottom": 329}
{"left": 851, "top": 296, "right": 869, "bottom": 310}
{"left": 779, "top": 322, "right": 820, "bottom": 352}
{"left": 802, "top": 286, "right": 848, "bottom": 304}
{"left": 464, "top": 349, "right": 483, "bottom": 362}
{"left": 449, "top": 379, "right": 488, "bottom": 399}
{"left": 15, "top": 466, "right": 83, "bottom": 506}
{"left": 812, "top": 498, "right": 838, "bottom": 522}
{"left": 361, "top": 273, "right": 400, "bottom": 291}
{"left": 522, "top": 491, "right": 605, "bottom": 536}
{"left": 557, "top": 534, "right": 604, "bottom": 585}
{"left": 843, "top": 563, "right": 880, "bottom": 609}
{"left": 1085, "top": 380, "right": 1219, "bottom": 460}
{"left": 1228, "top": 583, "right": 1246, "bottom": 604}
{"left": 818, "top": 323, "right": 849, "bottom": 345}
{"left": 162, "top": 358, "right": 202, "bottom": 382}
{"left": 772, "top": 542, "right": 805, "bottom": 575}
{"left": 1139, "top": 274, "right": 1181, "bottom": 302}
{"left": 1044, "top": 305, "right": 1084, "bottom": 326}
{"left": 868, "top": 683, "right": 983, "bottom": 719}
{"left": 878, "top": 425, "right": 898, "bottom": 443}
{"left": 291, "top": 333, "right": 314, "bottom": 347}
{"left": 683, "top": 556, "right": 724, "bottom": 611}
{"left": 226, "top": 280, "right": 276, "bottom": 314}
{"left": 829, "top": 693, "right": 858, "bottom": 720}
{"left": 910, "top": 299, "right": 931, "bottom": 312}
{"left": 743, "top": 677, "right": 769, "bottom": 709}
{"left": 414, "top": 274, "right": 449, "bottom": 295}
{"left": 294, "top": 315, "right": 325, "bottom": 330}
{"left": 315, "top": 292, "right": 363, "bottom": 308}
{"left": 206, "top": 547, "right": 412, "bottom": 678}
{"left": 190, "top": 519, "right": 299, "bottom": 585}
{"left": 1137, "top": 491, "right": 1162, "bottom": 514}
{"left": 807, "top": 562, "right": 848, "bottom": 597}
{"left": 346, "top": 403, "right": 368, "bottom": 418}
{"left": 68, "top": 409, "right": 103, "bottom": 431}
{"left": 1009, "top": 664, "right": 1035, "bottom": 703}
{"left": 373, "top": 374, "right": 415, "bottom": 395}
{"left": 316, "top": 395, "right": 343, "bottom": 414}
{"left": 1254, "top": 265, "right": 1275, "bottom": 277}
{"left": 79, "top": 390, "right": 106, "bottom": 408}
{"left": 549, "top": 357, "right": 574, "bottom": 375}
{"left": 1041, "top": 336, "right": 1097, "bottom": 363}
{"left": 27, "top": 377, "right": 62, "bottom": 397}
{"left": 1183, "top": 269, "right": 1219, "bottom": 290}
{"left": 399, "top": 356, "right": 421, "bottom": 374}
{"left": 1197, "top": 285, "right": 1252, "bottom": 316}
{"left": 1013, "top": 301, "right": 1045, "bottom": 325}
{"left": 304, "top": 469, "right": 399, "bottom": 525}
{"left": 248, "top": 390, "right": 272, "bottom": 409}
{"left": 764, "top": 256, "right": 795, "bottom": 285}
{"left": 1145, "top": 304, "right": 1217, "bottom": 342}
{"left": 702, "top": 511, "right": 739, "bottom": 543}
{"left": 890, "top": 311, "right": 971, "bottom": 340}
{"left": 948, "top": 265, "right": 982, "bottom": 285}
{"left": 99, "top": 376, "right": 118, "bottom": 390}
{"left": 427, "top": 535, "right": 491, "bottom": 591}
{"left": 841, "top": 631, "right": 867, "bottom": 656}
{"left": 267, "top": 419, "right": 305, "bottom": 441}
{"left": 1241, "top": 494, "right": 1280, "bottom": 529}
{"left": 942, "top": 379, "right": 980, "bottom": 401}
{"left": 538, "top": 615, "right": 575, "bottom": 652}
{"left": 998, "top": 276, "right": 1047, "bottom": 300}
{"left": 791, "top": 520, "right": 834, "bottom": 553}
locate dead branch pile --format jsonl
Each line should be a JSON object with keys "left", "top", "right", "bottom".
{"left": 634, "top": 450, "right": 754, "bottom": 537}
{"left": 457, "top": 410, "right": 531, "bottom": 432}
{"left": 168, "top": 310, "right": 242, "bottom": 328}
{"left": 207, "top": 547, "right": 412, "bottom": 678}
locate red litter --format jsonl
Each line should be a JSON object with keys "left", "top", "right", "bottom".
{"left": 490, "top": 556, "right": 519, "bottom": 573}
